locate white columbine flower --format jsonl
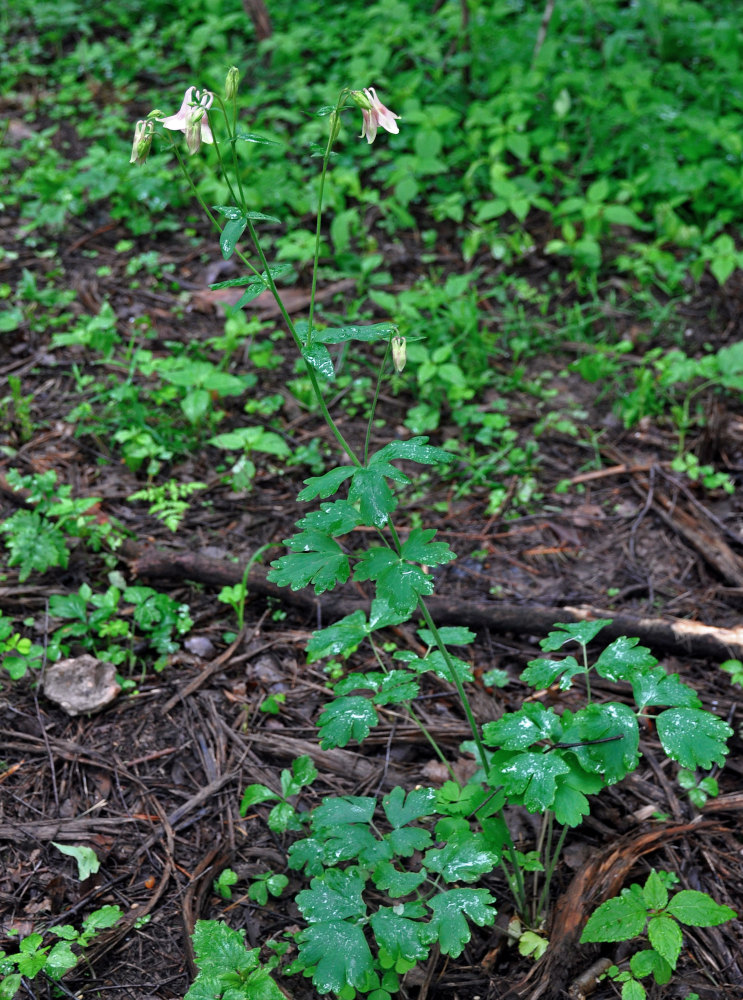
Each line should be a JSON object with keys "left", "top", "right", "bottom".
{"left": 159, "top": 87, "right": 214, "bottom": 154}
{"left": 354, "top": 87, "right": 400, "bottom": 144}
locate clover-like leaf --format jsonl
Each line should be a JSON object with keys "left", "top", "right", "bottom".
{"left": 656, "top": 708, "right": 732, "bottom": 769}
{"left": 296, "top": 921, "right": 375, "bottom": 995}
{"left": 426, "top": 888, "right": 497, "bottom": 957}
{"left": 370, "top": 907, "right": 430, "bottom": 966}
{"left": 423, "top": 835, "right": 499, "bottom": 883}
{"left": 383, "top": 786, "right": 437, "bottom": 829}
{"left": 489, "top": 750, "right": 570, "bottom": 813}
{"left": 317, "top": 696, "right": 379, "bottom": 748}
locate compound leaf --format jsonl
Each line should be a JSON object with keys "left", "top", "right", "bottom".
{"left": 540, "top": 620, "right": 610, "bottom": 651}
{"left": 296, "top": 867, "right": 367, "bottom": 923}
{"left": 306, "top": 611, "right": 369, "bottom": 661}
{"left": 372, "top": 862, "right": 427, "bottom": 898}
{"left": 297, "top": 466, "right": 355, "bottom": 502}
{"left": 268, "top": 530, "right": 349, "bottom": 594}
{"left": 382, "top": 786, "right": 437, "bottom": 829}
{"left": 399, "top": 528, "right": 456, "bottom": 567}
{"left": 559, "top": 703, "right": 640, "bottom": 784}
{"left": 656, "top": 708, "right": 732, "bottom": 769}
{"left": 371, "top": 437, "right": 453, "bottom": 469}
{"left": 348, "top": 467, "right": 400, "bottom": 527}
{"left": 370, "top": 907, "right": 430, "bottom": 965}
{"left": 520, "top": 655, "right": 585, "bottom": 691}
{"left": 630, "top": 666, "right": 700, "bottom": 710}
{"left": 312, "top": 796, "right": 376, "bottom": 830}
{"left": 490, "top": 750, "right": 570, "bottom": 813}
{"left": 297, "top": 921, "right": 375, "bottom": 995}
{"left": 423, "top": 835, "right": 499, "bottom": 883}
{"left": 593, "top": 635, "right": 657, "bottom": 682}
{"left": 482, "top": 703, "right": 562, "bottom": 751}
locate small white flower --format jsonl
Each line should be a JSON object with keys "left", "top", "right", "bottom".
{"left": 159, "top": 87, "right": 214, "bottom": 154}
{"left": 353, "top": 87, "right": 400, "bottom": 144}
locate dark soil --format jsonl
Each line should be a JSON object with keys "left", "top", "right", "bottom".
{"left": 1, "top": 199, "right": 742, "bottom": 1000}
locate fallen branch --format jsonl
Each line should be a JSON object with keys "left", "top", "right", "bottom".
{"left": 124, "top": 541, "right": 743, "bottom": 661}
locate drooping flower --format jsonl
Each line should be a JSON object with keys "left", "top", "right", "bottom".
{"left": 391, "top": 335, "right": 407, "bottom": 373}
{"left": 352, "top": 87, "right": 400, "bottom": 144}
{"left": 130, "top": 119, "right": 154, "bottom": 165}
{"left": 159, "top": 87, "right": 214, "bottom": 154}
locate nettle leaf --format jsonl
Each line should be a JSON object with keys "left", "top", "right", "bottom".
{"left": 630, "top": 948, "right": 673, "bottom": 986}
{"left": 666, "top": 890, "right": 737, "bottom": 926}
{"left": 302, "top": 343, "right": 335, "bottom": 379}
{"left": 489, "top": 750, "right": 570, "bottom": 813}
{"left": 317, "top": 697, "right": 378, "bottom": 748}
{"left": 297, "top": 921, "right": 375, "bottom": 995}
{"left": 581, "top": 886, "right": 649, "bottom": 943}
{"left": 520, "top": 655, "right": 585, "bottom": 691}
{"left": 383, "top": 786, "right": 437, "bottom": 829}
{"left": 298, "top": 466, "right": 355, "bottom": 502}
{"left": 423, "top": 835, "right": 499, "bottom": 883}
{"left": 297, "top": 500, "right": 364, "bottom": 536}
{"left": 372, "top": 437, "right": 453, "bottom": 469}
{"left": 540, "top": 619, "right": 611, "bottom": 651}
{"left": 593, "top": 635, "right": 657, "bottom": 682}
{"left": 268, "top": 530, "right": 349, "bottom": 594}
{"left": 560, "top": 702, "right": 640, "bottom": 783}
{"left": 370, "top": 907, "right": 430, "bottom": 966}
{"left": 354, "top": 551, "right": 434, "bottom": 616}
{"left": 314, "top": 323, "right": 396, "bottom": 345}
{"left": 426, "top": 888, "right": 497, "bottom": 957}
{"left": 372, "top": 861, "right": 427, "bottom": 898}
{"left": 631, "top": 666, "right": 701, "bottom": 710}
{"left": 349, "top": 467, "right": 402, "bottom": 528}
{"left": 647, "top": 915, "right": 682, "bottom": 969}
{"left": 656, "top": 708, "right": 732, "bottom": 769}
{"left": 482, "top": 702, "right": 563, "bottom": 751}
{"left": 400, "top": 528, "right": 456, "bottom": 567}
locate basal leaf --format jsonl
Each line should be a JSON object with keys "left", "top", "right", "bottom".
{"left": 656, "top": 708, "right": 732, "bottom": 769}
{"left": 296, "top": 867, "right": 368, "bottom": 923}
{"left": 321, "top": 824, "right": 380, "bottom": 866}
{"left": 297, "top": 466, "right": 355, "bottom": 502}
{"left": 560, "top": 702, "right": 640, "bottom": 783}
{"left": 312, "top": 797, "right": 376, "bottom": 829}
{"left": 490, "top": 750, "right": 570, "bottom": 812}
{"left": 287, "top": 836, "right": 326, "bottom": 876}
{"left": 382, "top": 786, "right": 437, "bottom": 829}
{"left": 426, "top": 888, "right": 497, "bottom": 957}
{"left": 317, "top": 697, "right": 379, "bottom": 748}
{"left": 296, "top": 921, "right": 375, "bottom": 995}
{"left": 372, "top": 862, "right": 427, "bottom": 898}
{"left": 386, "top": 826, "right": 433, "bottom": 858}
{"left": 423, "top": 835, "right": 499, "bottom": 883}
{"left": 370, "top": 908, "right": 430, "bottom": 965}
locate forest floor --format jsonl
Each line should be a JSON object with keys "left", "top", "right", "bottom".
{"left": 2, "top": 207, "right": 743, "bottom": 1000}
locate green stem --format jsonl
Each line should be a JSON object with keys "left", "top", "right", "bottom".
{"left": 536, "top": 820, "right": 569, "bottom": 922}
{"left": 364, "top": 342, "right": 391, "bottom": 466}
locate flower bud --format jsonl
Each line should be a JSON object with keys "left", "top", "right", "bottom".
{"left": 225, "top": 65, "right": 240, "bottom": 100}
{"left": 130, "top": 119, "right": 154, "bottom": 165}
{"left": 391, "top": 335, "right": 406, "bottom": 373}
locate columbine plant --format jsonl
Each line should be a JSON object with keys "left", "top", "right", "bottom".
{"left": 130, "top": 70, "right": 735, "bottom": 999}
